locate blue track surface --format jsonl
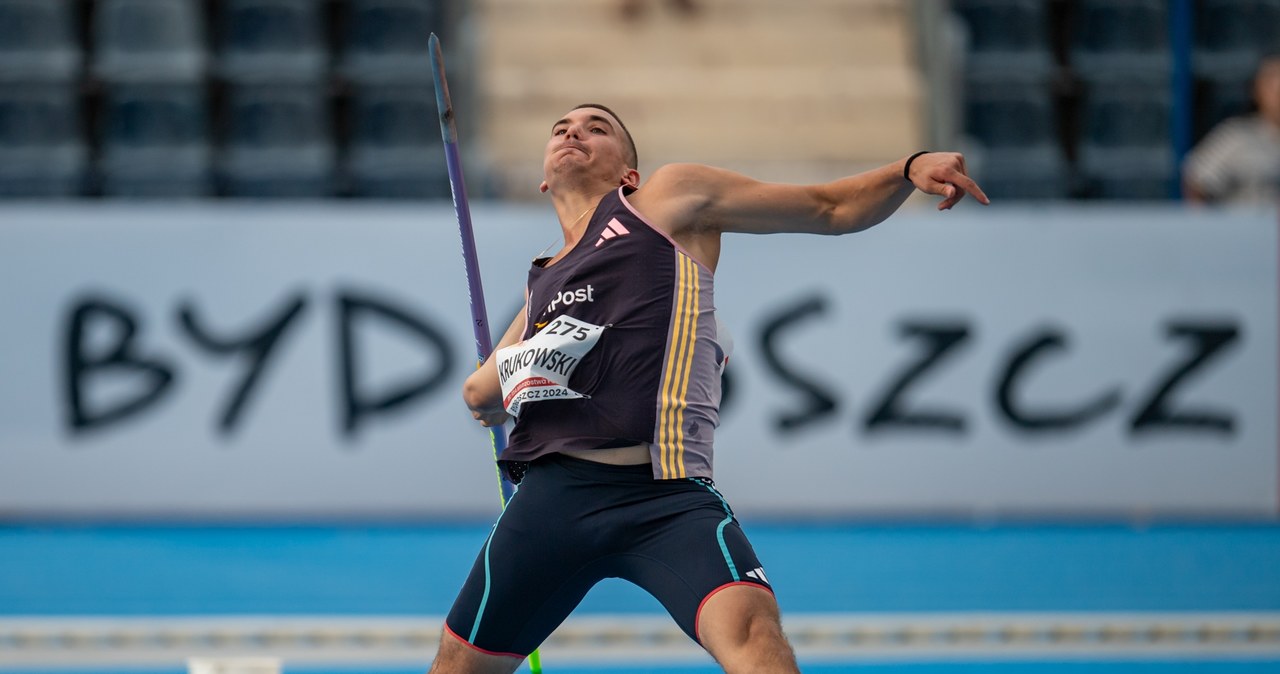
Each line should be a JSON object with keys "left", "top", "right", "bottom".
{"left": 3, "top": 523, "right": 1280, "bottom": 673}
{"left": 3, "top": 524, "right": 1280, "bottom": 615}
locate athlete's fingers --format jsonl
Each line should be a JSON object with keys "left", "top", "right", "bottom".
{"left": 948, "top": 171, "right": 989, "bottom": 205}
{"left": 911, "top": 152, "right": 990, "bottom": 210}
{"left": 931, "top": 174, "right": 988, "bottom": 211}
{"left": 936, "top": 184, "right": 962, "bottom": 211}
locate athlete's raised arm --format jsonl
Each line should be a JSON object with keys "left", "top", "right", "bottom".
{"left": 631, "top": 151, "right": 988, "bottom": 240}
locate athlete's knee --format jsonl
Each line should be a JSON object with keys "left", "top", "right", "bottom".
{"left": 723, "top": 609, "right": 789, "bottom": 656}
{"left": 697, "top": 586, "right": 797, "bottom": 673}
{"left": 707, "top": 618, "right": 797, "bottom": 674}
{"left": 428, "top": 626, "right": 523, "bottom": 674}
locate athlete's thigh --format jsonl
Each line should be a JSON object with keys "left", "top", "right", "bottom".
{"left": 616, "top": 481, "right": 773, "bottom": 643}
{"left": 443, "top": 461, "right": 605, "bottom": 657}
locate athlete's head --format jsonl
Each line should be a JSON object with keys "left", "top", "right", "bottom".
{"left": 570, "top": 103, "right": 638, "bottom": 169}
{"left": 541, "top": 104, "right": 639, "bottom": 194}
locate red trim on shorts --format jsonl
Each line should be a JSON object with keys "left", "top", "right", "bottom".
{"left": 693, "top": 580, "right": 776, "bottom": 643}
{"left": 442, "top": 623, "right": 526, "bottom": 660}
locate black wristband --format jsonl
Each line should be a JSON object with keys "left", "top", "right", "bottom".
{"left": 903, "top": 151, "right": 930, "bottom": 182}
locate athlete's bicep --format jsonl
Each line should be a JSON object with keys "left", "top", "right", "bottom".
{"left": 709, "top": 180, "right": 835, "bottom": 235}
{"left": 641, "top": 164, "right": 834, "bottom": 237}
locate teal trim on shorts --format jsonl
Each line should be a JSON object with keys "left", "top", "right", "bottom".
{"left": 693, "top": 480, "right": 739, "bottom": 582}
{"left": 469, "top": 501, "right": 513, "bottom": 643}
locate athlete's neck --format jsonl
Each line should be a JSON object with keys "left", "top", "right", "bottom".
{"left": 552, "top": 188, "right": 611, "bottom": 244}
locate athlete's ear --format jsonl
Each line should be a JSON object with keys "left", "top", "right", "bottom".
{"left": 539, "top": 180, "right": 550, "bottom": 194}
{"left": 620, "top": 168, "right": 640, "bottom": 189}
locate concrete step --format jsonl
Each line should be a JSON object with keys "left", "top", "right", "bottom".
{"left": 481, "top": 97, "right": 919, "bottom": 159}
{"left": 478, "top": 0, "right": 906, "bottom": 17}
{"left": 479, "top": 16, "right": 912, "bottom": 68}
{"left": 471, "top": 0, "right": 921, "bottom": 197}
{"left": 482, "top": 64, "right": 918, "bottom": 101}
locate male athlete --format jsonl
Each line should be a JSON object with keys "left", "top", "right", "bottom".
{"left": 429, "top": 104, "right": 987, "bottom": 674}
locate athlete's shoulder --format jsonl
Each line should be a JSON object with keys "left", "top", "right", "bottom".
{"left": 629, "top": 163, "right": 725, "bottom": 234}
{"left": 640, "top": 162, "right": 726, "bottom": 195}
{"left": 627, "top": 164, "right": 726, "bottom": 270}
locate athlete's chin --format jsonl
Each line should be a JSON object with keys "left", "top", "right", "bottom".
{"left": 550, "top": 154, "right": 589, "bottom": 171}
{"left": 544, "top": 162, "right": 596, "bottom": 188}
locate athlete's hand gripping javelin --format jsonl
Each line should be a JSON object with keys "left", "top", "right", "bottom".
{"left": 464, "top": 303, "right": 525, "bottom": 428}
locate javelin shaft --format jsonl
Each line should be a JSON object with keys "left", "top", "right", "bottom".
{"left": 430, "top": 38, "right": 535, "bottom": 669}
{"left": 429, "top": 34, "right": 516, "bottom": 506}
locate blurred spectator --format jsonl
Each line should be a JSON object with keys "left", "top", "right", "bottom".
{"left": 1183, "top": 52, "right": 1280, "bottom": 204}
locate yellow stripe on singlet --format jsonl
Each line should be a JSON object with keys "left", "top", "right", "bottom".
{"left": 658, "top": 255, "right": 688, "bottom": 478}
{"left": 659, "top": 254, "right": 699, "bottom": 479}
{"left": 673, "top": 258, "right": 700, "bottom": 478}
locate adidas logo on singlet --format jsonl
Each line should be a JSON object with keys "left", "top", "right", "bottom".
{"left": 745, "top": 567, "right": 770, "bottom": 585}
{"left": 595, "top": 218, "right": 631, "bottom": 247}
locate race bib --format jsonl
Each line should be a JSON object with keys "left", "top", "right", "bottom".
{"left": 496, "top": 316, "right": 606, "bottom": 417}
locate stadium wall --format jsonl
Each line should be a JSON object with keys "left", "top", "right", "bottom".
{"left": 1, "top": 203, "right": 1275, "bottom": 521}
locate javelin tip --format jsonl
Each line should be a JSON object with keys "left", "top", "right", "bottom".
{"left": 429, "top": 34, "right": 456, "bottom": 142}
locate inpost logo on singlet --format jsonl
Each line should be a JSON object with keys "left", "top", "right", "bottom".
{"left": 544, "top": 285, "right": 596, "bottom": 316}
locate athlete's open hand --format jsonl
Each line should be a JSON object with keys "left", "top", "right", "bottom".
{"left": 906, "top": 152, "right": 990, "bottom": 211}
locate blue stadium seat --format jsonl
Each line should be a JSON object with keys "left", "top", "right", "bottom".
{"left": 0, "top": 0, "right": 80, "bottom": 82}
{"left": 1264, "top": 1, "right": 1280, "bottom": 51}
{"left": 346, "top": 84, "right": 449, "bottom": 198}
{"left": 963, "top": 78, "right": 1058, "bottom": 150}
{"left": 1073, "top": 65, "right": 1175, "bottom": 200}
{"left": 952, "top": 0, "right": 1053, "bottom": 77}
{"left": 99, "top": 84, "right": 212, "bottom": 197}
{"left": 1070, "top": 0, "right": 1169, "bottom": 76}
{"left": 971, "top": 145, "right": 1071, "bottom": 200}
{"left": 219, "top": 84, "right": 335, "bottom": 197}
{"left": 1194, "top": 0, "right": 1280, "bottom": 111}
{"left": 1197, "top": 0, "right": 1254, "bottom": 56}
{"left": 218, "top": 0, "right": 327, "bottom": 82}
{"left": 1080, "top": 76, "right": 1171, "bottom": 149}
{"left": 339, "top": 0, "right": 443, "bottom": 83}
{"left": 92, "top": 0, "right": 206, "bottom": 82}
{"left": 1078, "top": 146, "right": 1175, "bottom": 200}
{"left": 1196, "top": 0, "right": 1280, "bottom": 59}
{"left": 0, "top": 83, "right": 86, "bottom": 196}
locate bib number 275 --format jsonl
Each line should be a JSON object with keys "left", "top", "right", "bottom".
{"left": 542, "top": 317, "right": 592, "bottom": 341}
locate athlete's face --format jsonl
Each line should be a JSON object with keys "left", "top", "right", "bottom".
{"left": 541, "top": 107, "right": 638, "bottom": 193}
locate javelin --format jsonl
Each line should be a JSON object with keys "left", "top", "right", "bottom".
{"left": 429, "top": 33, "right": 543, "bottom": 673}
{"left": 429, "top": 34, "right": 517, "bottom": 506}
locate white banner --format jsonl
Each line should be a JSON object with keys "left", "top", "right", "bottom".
{"left": 0, "top": 203, "right": 1275, "bottom": 519}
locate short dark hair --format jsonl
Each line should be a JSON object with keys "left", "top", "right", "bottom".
{"left": 572, "top": 103, "right": 638, "bottom": 169}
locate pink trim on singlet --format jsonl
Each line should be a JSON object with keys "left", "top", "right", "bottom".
{"left": 692, "top": 581, "right": 776, "bottom": 644}
{"left": 442, "top": 623, "right": 526, "bottom": 660}
{"left": 617, "top": 187, "right": 715, "bottom": 275}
